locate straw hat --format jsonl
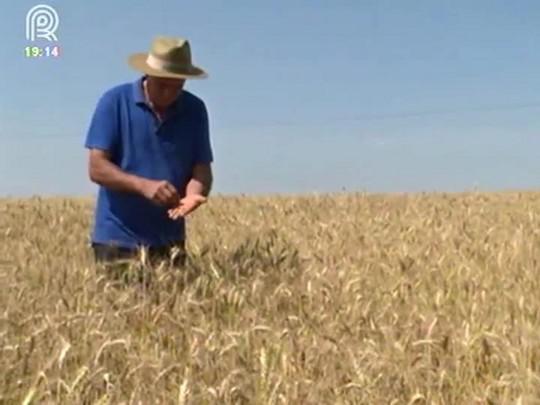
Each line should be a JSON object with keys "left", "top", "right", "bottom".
{"left": 128, "top": 36, "right": 208, "bottom": 79}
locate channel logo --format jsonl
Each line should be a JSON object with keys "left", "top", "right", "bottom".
{"left": 26, "top": 4, "right": 59, "bottom": 42}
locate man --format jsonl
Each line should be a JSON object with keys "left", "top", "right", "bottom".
{"left": 84, "top": 36, "right": 213, "bottom": 268}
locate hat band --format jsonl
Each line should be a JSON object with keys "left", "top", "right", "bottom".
{"left": 146, "top": 53, "right": 192, "bottom": 73}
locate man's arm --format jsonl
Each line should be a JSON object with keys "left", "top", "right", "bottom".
{"left": 89, "top": 149, "right": 180, "bottom": 206}
{"left": 89, "top": 149, "right": 145, "bottom": 194}
{"left": 185, "top": 163, "right": 213, "bottom": 197}
{"left": 168, "top": 163, "right": 213, "bottom": 219}
{"left": 186, "top": 100, "right": 214, "bottom": 198}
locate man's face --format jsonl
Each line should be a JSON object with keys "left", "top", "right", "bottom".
{"left": 146, "top": 76, "right": 185, "bottom": 109}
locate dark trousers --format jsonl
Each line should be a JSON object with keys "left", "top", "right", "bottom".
{"left": 91, "top": 240, "right": 187, "bottom": 268}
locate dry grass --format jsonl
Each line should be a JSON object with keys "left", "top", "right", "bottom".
{"left": 2, "top": 191, "right": 540, "bottom": 404}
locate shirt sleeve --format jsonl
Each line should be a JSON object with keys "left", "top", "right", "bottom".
{"left": 194, "top": 101, "right": 214, "bottom": 164}
{"left": 84, "top": 91, "right": 118, "bottom": 152}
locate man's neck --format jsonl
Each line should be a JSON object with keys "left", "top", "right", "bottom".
{"left": 142, "top": 78, "right": 167, "bottom": 120}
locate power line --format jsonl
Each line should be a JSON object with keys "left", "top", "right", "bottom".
{"left": 235, "top": 101, "right": 540, "bottom": 129}
{"left": 4, "top": 100, "right": 540, "bottom": 138}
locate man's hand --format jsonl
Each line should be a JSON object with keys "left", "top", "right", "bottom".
{"left": 167, "top": 194, "right": 207, "bottom": 219}
{"left": 140, "top": 179, "right": 180, "bottom": 207}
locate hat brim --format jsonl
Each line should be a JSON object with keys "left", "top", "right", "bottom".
{"left": 128, "top": 53, "right": 208, "bottom": 79}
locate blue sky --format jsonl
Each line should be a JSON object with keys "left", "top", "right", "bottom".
{"left": 1, "top": 0, "right": 540, "bottom": 196}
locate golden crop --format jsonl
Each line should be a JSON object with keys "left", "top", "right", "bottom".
{"left": 1, "top": 191, "right": 540, "bottom": 404}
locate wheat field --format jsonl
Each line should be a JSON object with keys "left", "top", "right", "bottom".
{"left": 1, "top": 191, "right": 540, "bottom": 404}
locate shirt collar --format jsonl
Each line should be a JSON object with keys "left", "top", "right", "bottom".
{"left": 132, "top": 75, "right": 146, "bottom": 105}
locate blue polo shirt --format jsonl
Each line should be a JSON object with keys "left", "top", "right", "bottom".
{"left": 84, "top": 76, "right": 213, "bottom": 248}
